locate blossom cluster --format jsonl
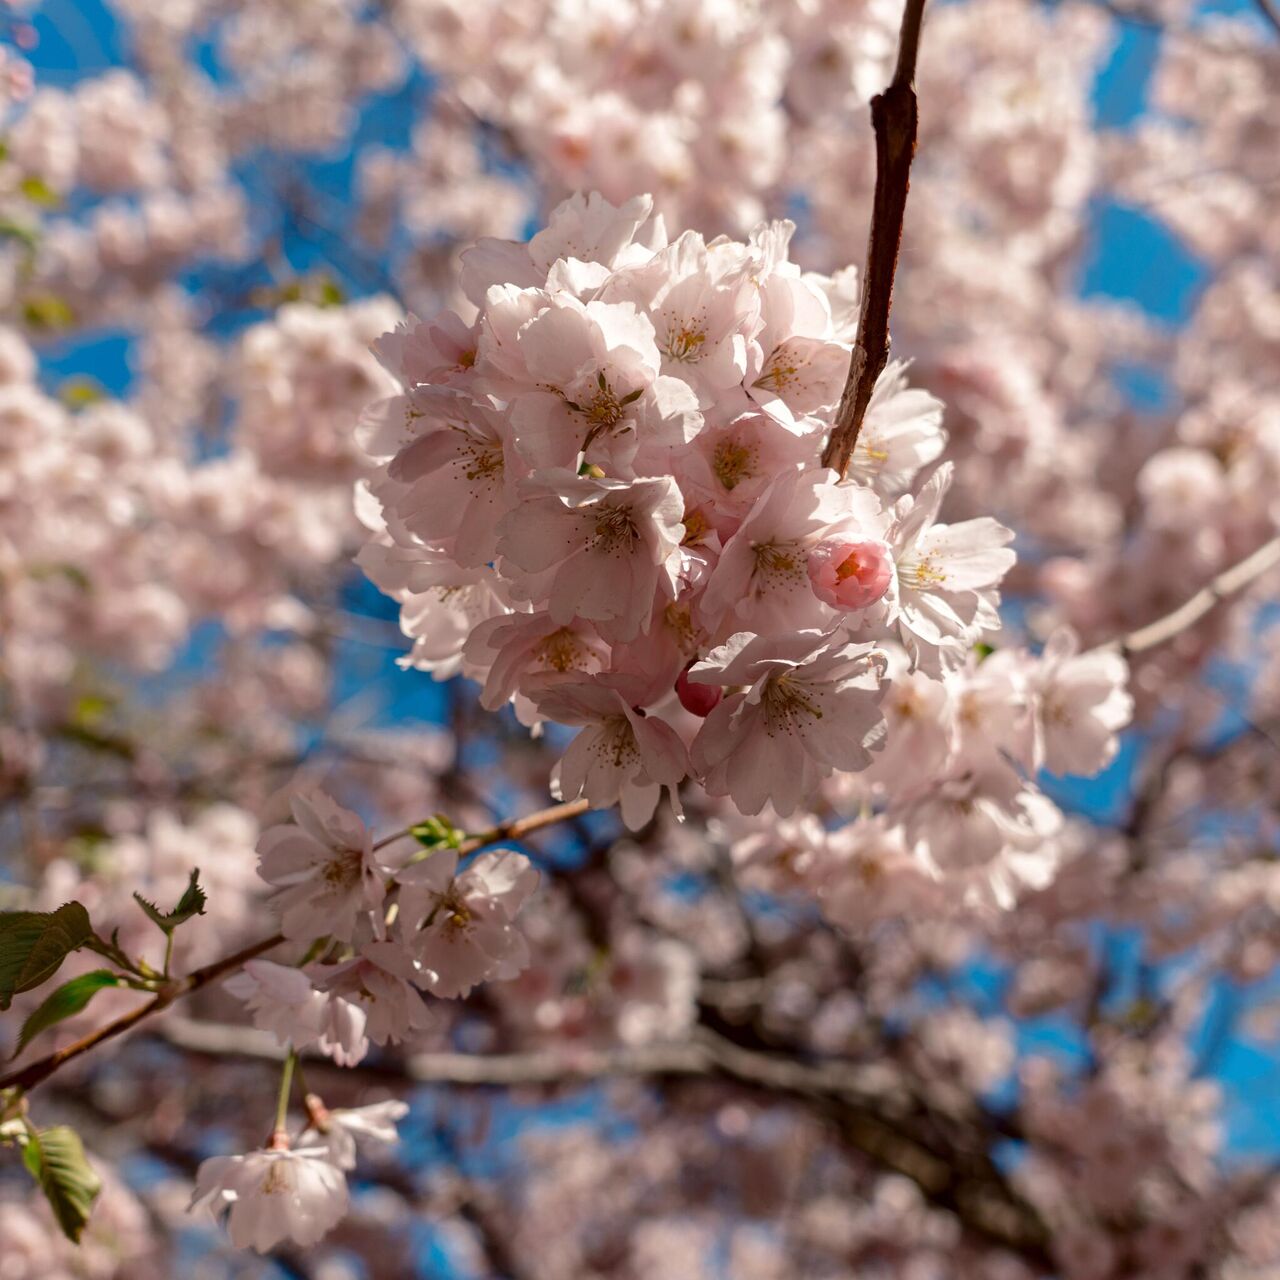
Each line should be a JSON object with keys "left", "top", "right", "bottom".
{"left": 230, "top": 792, "right": 537, "bottom": 1063}
{"left": 178, "top": 789, "right": 538, "bottom": 1250}
{"left": 190, "top": 1100, "right": 408, "bottom": 1252}
{"left": 359, "top": 192, "right": 1132, "bottom": 908}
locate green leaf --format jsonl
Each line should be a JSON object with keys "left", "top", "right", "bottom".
{"left": 315, "top": 275, "right": 345, "bottom": 307}
{"left": 133, "top": 868, "right": 206, "bottom": 934}
{"left": 13, "top": 971, "right": 121, "bottom": 1058}
{"left": 27, "top": 562, "right": 91, "bottom": 592}
{"left": 0, "top": 903, "right": 94, "bottom": 1011}
{"left": 972, "top": 642, "right": 996, "bottom": 663}
{"left": 21, "top": 1125, "right": 102, "bottom": 1242}
{"left": 18, "top": 175, "right": 60, "bottom": 208}
{"left": 409, "top": 815, "right": 464, "bottom": 851}
{"left": 0, "top": 217, "right": 39, "bottom": 251}
{"left": 59, "top": 377, "right": 106, "bottom": 409}
{"left": 22, "top": 292, "right": 75, "bottom": 332}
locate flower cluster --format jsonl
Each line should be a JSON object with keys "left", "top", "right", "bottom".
{"left": 231, "top": 791, "right": 538, "bottom": 1065}
{"left": 185, "top": 790, "right": 537, "bottom": 1250}
{"left": 190, "top": 1100, "right": 408, "bottom": 1252}
{"left": 359, "top": 192, "right": 1038, "bottom": 829}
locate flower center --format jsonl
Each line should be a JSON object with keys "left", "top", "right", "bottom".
{"left": 761, "top": 674, "right": 823, "bottom": 733}
{"left": 712, "top": 439, "right": 757, "bottom": 491}
{"left": 662, "top": 323, "right": 707, "bottom": 362}
{"left": 322, "top": 847, "right": 364, "bottom": 890}
{"left": 900, "top": 556, "right": 947, "bottom": 588}
{"left": 596, "top": 717, "right": 639, "bottom": 770}
{"left": 590, "top": 504, "right": 639, "bottom": 552}
{"left": 835, "top": 551, "right": 864, "bottom": 582}
{"left": 584, "top": 385, "right": 623, "bottom": 428}
{"left": 461, "top": 443, "right": 502, "bottom": 483}
{"left": 534, "top": 627, "right": 585, "bottom": 673}
{"left": 754, "top": 352, "right": 799, "bottom": 393}
{"left": 752, "top": 541, "right": 804, "bottom": 584}
{"left": 681, "top": 505, "right": 710, "bottom": 545}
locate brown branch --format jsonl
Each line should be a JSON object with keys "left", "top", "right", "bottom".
{"left": 1254, "top": 0, "right": 1280, "bottom": 38}
{"left": 374, "top": 796, "right": 590, "bottom": 852}
{"left": 822, "top": 0, "right": 928, "bottom": 478}
{"left": 1116, "top": 535, "right": 1280, "bottom": 657}
{"left": 1, "top": 798, "right": 592, "bottom": 1096}
{"left": 0, "top": 933, "right": 288, "bottom": 1094}
{"left": 156, "top": 1017, "right": 1049, "bottom": 1262}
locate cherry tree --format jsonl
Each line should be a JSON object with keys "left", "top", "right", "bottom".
{"left": 1, "top": 0, "right": 1279, "bottom": 1277}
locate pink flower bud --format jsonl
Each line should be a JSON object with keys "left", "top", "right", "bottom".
{"left": 676, "top": 665, "right": 722, "bottom": 717}
{"left": 806, "top": 538, "right": 894, "bottom": 610}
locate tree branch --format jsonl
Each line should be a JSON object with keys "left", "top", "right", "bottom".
{"left": 374, "top": 796, "right": 590, "bottom": 852}
{"left": 0, "top": 797, "right": 592, "bottom": 1096}
{"left": 156, "top": 1017, "right": 1049, "bottom": 1262}
{"left": 822, "top": 0, "right": 928, "bottom": 478}
{"left": 0, "top": 934, "right": 287, "bottom": 1094}
{"left": 1116, "top": 535, "right": 1280, "bottom": 657}
{"left": 1253, "top": 0, "right": 1280, "bottom": 38}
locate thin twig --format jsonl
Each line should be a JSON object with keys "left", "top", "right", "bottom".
{"left": 373, "top": 796, "right": 590, "bottom": 852}
{"left": 0, "top": 933, "right": 286, "bottom": 1093}
{"left": 822, "top": 0, "right": 928, "bottom": 478}
{"left": 1253, "top": 0, "right": 1280, "bottom": 38}
{"left": 1115, "top": 535, "right": 1280, "bottom": 657}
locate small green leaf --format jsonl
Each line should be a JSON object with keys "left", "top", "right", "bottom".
{"left": 972, "top": 642, "right": 996, "bottom": 662}
{"left": 620, "top": 387, "right": 644, "bottom": 405}
{"left": 27, "top": 562, "right": 91, "bottom": 592}
{"left": 315, "top": 275, "right": 345, "bottom": 307}
{"left": 409, "top": 815, "right": 464, "bottom": 851}
{"left": 0, "top": 903, "right": 94, "bottom": 1011}
{"left": 59, "top": 377, "right": 106, "bottom": 409}
{"left": 22, "top": 292, "right": 75, "bottom": 332}
{"left": 133, "top": 868, "right": 206, "bottom": 934}
{"left": 13, "top": 971, "right": 121, "bottom": 1058}
{"left": 70, "top": 693, "right": 113, "bottom": 728}
{"left": 22, "top": 1125, "right": 102, "bottom": 1242}
{"left": 18, "top": 175, "right": 60, "bottom": 208}
{"left": 0, "top": 217, "right": 38, "bottom": 251}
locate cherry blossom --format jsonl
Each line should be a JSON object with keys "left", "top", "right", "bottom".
{"left": 396, "top": 848, "right": 539, "bottom": 998}
{"left": 298, "top": 1100, "right": 409, "bottom": 1170}
{"left": 3, "top": 3, "right": 1279, "bottom": 1275}
{"left": 256, "top": 792, "right": 390, "bottom": 943}
{"left": 689, "top": 631, "right": 890, "bottom": 816}
{"left": 189, "top": 1146, "right": 348, "bottom": 1252}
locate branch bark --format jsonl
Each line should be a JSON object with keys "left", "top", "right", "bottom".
{"left": 1253, "top": 0, "right": 1280, "bottom": 38}
{"left": 1116, "top": 534, "right": 1280, "bottom": 657}
{"left": 821, "top": 0, "right": 928, "bottom": 478}
{"left": 156, "top": 1017, "right": 1050, "bottom": 1263}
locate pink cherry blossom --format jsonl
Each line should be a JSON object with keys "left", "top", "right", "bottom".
{"left": 396, "top": 848, "right": 539, "bottom": 998}
{"left": 535, "top": 676, "right": 692, "bottom": 827}
{"left": 256, "top": 792, "right": 390, "bottom": 943}
{"left": 689, "top": 631, "right": 890, "bottom": 816}
{"left": 189, "top": 1147, "right": 348, "bottom": 1252}
{"left": 806, "top": 536, "right": 895, "bottom": 611}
